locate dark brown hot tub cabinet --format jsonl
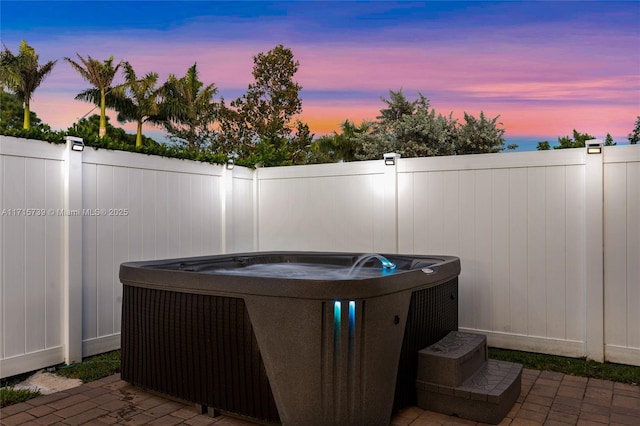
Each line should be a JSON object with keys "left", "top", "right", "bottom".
{"left": 119, "top": 251, "right": 460, "bottom": 425}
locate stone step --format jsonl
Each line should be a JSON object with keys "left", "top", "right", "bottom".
{"left": 417, "top": 331, "right": 487, "bottom": 388}
{"left": 416, "top": 359, "right": 522, "bottom": 425}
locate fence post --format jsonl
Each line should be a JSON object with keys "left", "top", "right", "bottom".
{"left": 380, "top": 153, "right": 400, "bottom": 253}
{"left": 221, "top": 163, "right": 234, "bottom": 254}
{"left": 253, "top": 167, "right": 260, "bottom": 251}
{"left": 63, "top": 136, "right": 83, "bottom": 364}
{"left": 584, "top": 140, "right": 604, "bottom": 362}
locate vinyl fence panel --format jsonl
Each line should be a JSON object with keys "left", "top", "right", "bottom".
{"left": 256, "top": 162, "right": 395, "bottom": 253}
{"left": 0, "top": 138, "right": 66, "bottom": 377}
{"left": 80, "top": 149, "right": 227, "bottom": 356}
{"left": 603, "top": 146, "right": 640, "bottom": 365}
{"left": 396, "top": 151, "right": 588, "bottom": 358}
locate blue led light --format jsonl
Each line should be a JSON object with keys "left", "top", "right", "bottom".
{"left": 348, "top": 301, "right": 355, "bottom": 327}
{"left": 334, "top": 300, "right": 341, "bottom": 336}
{"left": 381, "top": 259, "right": 396, "bottom": 270}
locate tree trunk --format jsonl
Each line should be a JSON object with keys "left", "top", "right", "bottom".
{"left": 23, "top": 100, "right": 30, "bottom": 129}
{"left": 136, "top": 121, "right": 143, "bottom": 147}
{"left": 99, "top": 90, "right": 107, "bottom": 138}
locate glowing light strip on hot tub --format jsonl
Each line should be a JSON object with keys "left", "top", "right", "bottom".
{"left": 348, "top": 300, "right": 356, "bottom": 382}
{"left": 334, "top": 300, "right": 357, "bottom": 348}
{"left": 333, "top": 300, "right": 358, "bottom": 410}
{"left": 348, "top": 301, "right": 355, "bottom": 331}
{"left": 333, "top": 301, "right": 356, "bottom": 331}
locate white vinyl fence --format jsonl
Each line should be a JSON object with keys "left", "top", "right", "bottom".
{"left": 603, "top": 147, "right": 640, "bottom": 366}
{"left": 1, "top": 136, "right": 638, "bottom": 378}
{"left": 253, "top": 145, "right": 639, "bottom": 366}
{"left": 0, "top": 136, "right": 248, "bottom": 377}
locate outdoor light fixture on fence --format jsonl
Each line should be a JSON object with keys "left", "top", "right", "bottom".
{"left": 384, "top": 152, "right": 401, "bottom": 166}
{"left": 226, "top": 159, "right": 235, "bottom": 170}
{"left": 586, "top": 140, "right": 603, "bottom": 155}
{"left": 65, "top": 136, "right": 85, "bottom": 152}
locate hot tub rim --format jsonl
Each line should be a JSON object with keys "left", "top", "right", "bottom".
{"left": 119, "top": 251, "right": 461, "bottom": 300}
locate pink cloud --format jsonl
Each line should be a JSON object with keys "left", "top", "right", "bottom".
{"left": 460, "top": 76, "right": 638, "bottom": 103}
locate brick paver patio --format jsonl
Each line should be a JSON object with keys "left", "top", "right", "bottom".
{"left": 1, "top": 368, "right": 638, "bottom": 425}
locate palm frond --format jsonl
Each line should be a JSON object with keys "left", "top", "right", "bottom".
{"left": 74, "top": 88, "right": 101, "bottom": 104}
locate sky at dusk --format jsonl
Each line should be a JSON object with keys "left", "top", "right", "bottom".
{"left": 2, "top": 0, "right": 639, "bottom": 150}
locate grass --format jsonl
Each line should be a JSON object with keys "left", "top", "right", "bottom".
{"left": 0, "top": 386, "right": 41, "bottom": 408}
{"left": 55, "top": 350, "right": 121, "bottom": 383}
{"left": 489, "top": 347, "right": 640, "bottom": 385}
{"left": 0, "top": 371, "right": 41, "bottom": 407}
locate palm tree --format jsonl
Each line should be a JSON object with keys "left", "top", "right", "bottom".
{"left": 334, "top": 119, "right": 371, "bottom": 162}
{"left": 161, "top": 63, "right": 218, "bottom": 151}
{"left": 312, "top": 119, "right": 371, "bottom": 163}
{"left": 64, "top": 53, "right": 121, "bottom": 138}
{"left": 0, "top": 40, "right": 56, "bottom": 129}
{"left": 110, "top": 62, "right": 163, "bottom": 147}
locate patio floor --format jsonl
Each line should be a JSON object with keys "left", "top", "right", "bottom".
{"left": 1, "top": 368, "right": 639, "bottom": 425}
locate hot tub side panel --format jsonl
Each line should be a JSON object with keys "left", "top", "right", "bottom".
{"left": 393, "top": 277, "right": 459, "bottom": 411}
{"left": 120, "top": 285, "right": 280, "bottom": 422}
{"left": 244, "top": 291, "right": 413, "bottom": 426}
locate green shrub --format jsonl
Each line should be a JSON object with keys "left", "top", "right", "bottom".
{"left": 0, "top": 127, "right": 227, "bottom": 165}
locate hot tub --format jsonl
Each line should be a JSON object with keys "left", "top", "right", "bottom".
{"left": 120, "top": 252, "right": 460, "bottom": 425}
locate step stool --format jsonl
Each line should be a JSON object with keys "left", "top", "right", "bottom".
{"left": 415, "top": 331, "right": 522, "bottom": 424}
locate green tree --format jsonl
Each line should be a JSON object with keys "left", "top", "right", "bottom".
{"left": 604, "top": 133, "right": 616, "bottom": 146}
{"left": 67, "top": 114, "right": 131, "bottom": 142}
{"left": 358, "top": 90, "right": 442, "bottom": 159}
{"left": 288, "top": 120, "right": 313, "bottom": 164}
{"left": 357, "top": 90, "right": 512, "bottom": 160}
{"left": 161, "top": 63, "right": 218, "bottom": 152}
{"left": 66, "top": 114, "right": 159, "bottom": 148}
{"left": 309, "top": 135, "right": 337, "bottom": 164}
{"left": 397, "top": 105, "right": 459, "bottom": 156}
{"left": 356, "top": 131, "right": 396, "bottom": 161}
{"left": 68, "top": 114, "right": 102, "bottom": 137}
{"left": 537, "top": 141, "right": 551, "bottom": 150}
{"left": 456, "top": 111, "right": 509, "bottom": 155}
{"left": 629, "top": 116, "right": 639, "bottom": 145}
{"left": 223, "top": 45, "right": 312, "bottom": 165}
{"left": 357, "top": 90, "right": 460, "bottom": 160}
{"left": 0, "top": 89, "right": 43, "bottom": 130}
{"left": 240, "top": 45, "right": 303, "bottom": 140}
{"left": 110, "top": 62, "right": 164, "bottom": 147}
{"left": 0, "top": 40, "right": 56, "bottom": 129}
{"left": 554, "top": 129, "right": 595, "bottom": 149}
{"left": 65, "top": 54, "right": 122, "bottom": 138}
{"left": 377, "top": 89, "right": 416, "bottom": 125}
{"left": 311, "top": 120, "right": 372, "bottom": 163}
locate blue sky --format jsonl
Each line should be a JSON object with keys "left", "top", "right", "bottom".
{"left": 2, "top": 1, "right": 639, "bottom": 149}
